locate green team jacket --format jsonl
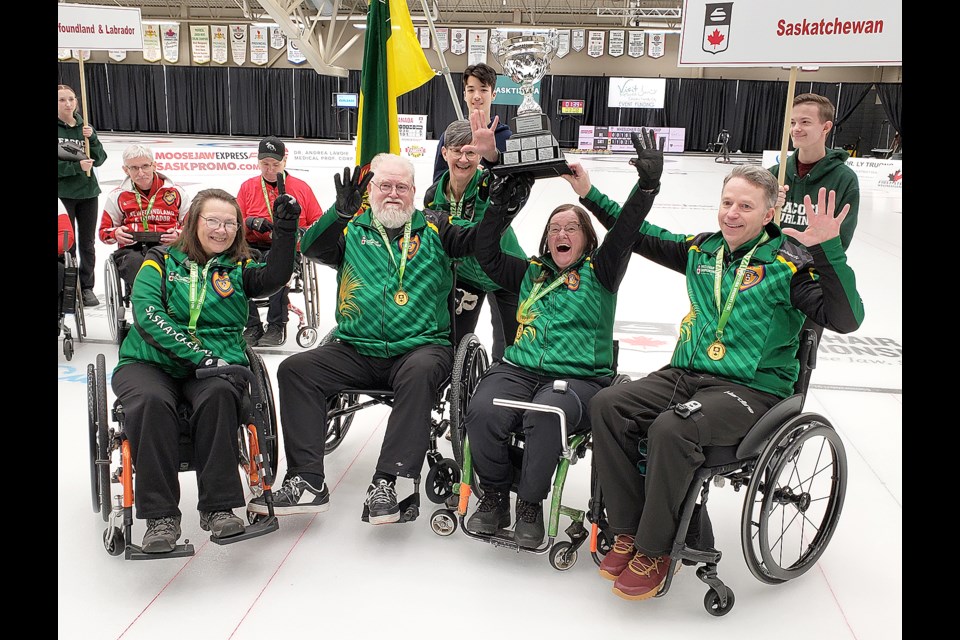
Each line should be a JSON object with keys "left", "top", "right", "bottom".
{"left": 300, "top": 206, "right": 475, "bottom": 358}
{"left": 768, "top": 148, "right": 860, "bottom": 250}
{"left": 581, "top": 186, "right": 864, "bottom": 398}
{"left": 57, "top": 113, "right": 108, "bottom": 200}
{"left": 116, "top": 220, "right": 297, "bottom": 378}
{"left": 423, "top": 169, "right": 527, "bottom": 292}
{"left": 476, "top": 184, "right": 656, "bottom": 378}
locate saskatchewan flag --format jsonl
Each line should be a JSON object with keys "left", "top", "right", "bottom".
{"left": 356, "top": 0, "right": 435, "bottom": 169}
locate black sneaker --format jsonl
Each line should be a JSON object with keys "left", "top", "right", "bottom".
{"left": 141, "top": 515, "right": 181, "bottom": 553}
{"left": 82, "top": 289, "right": 100, "bottom": 307}
{"left": 243, "top": 325, "right": 264, "bottom": 347}
{"left": 514, "top": 499, "right": 545, "bottom": 548}
{"left": 199, "top": 510, "right": 245, "bottom": 538}
{"left": 365, "top": 479, "right": 400, "bottom": 524}
{"left": 248, "top": 475, "right": 329, "bottom": 515}
{"left": 466, "top": 489, "right": 510, "bottom": 534}
{"left": 258, "top": 323, "right": 286, "bottom": 347}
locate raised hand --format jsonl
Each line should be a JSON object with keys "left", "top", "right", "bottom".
{"left": 273, "top": 194, "right": 301, "bottom": 222}
{"left": 462, "top": 109, "right": 499, "bottom": 162}
{"left": 485, "top": 171, "right": 535, "bottom": 217}
{"left": 628, "top": 127, "right": 665, "bottom": 190}
{"left": 781, "top": 187, "right": 849, "bottom": 247}
{"left": 561, "top": 162, "right": 592, "bottom": 197}
{"left": 334, "top": 166, "right": 374, "bottom": 219}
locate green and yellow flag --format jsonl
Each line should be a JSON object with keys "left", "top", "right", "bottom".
{"left": 356, "top": 0, "right": 435, "bottom": 170}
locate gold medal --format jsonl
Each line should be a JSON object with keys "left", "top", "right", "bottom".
{"left": 394, "top": 290, "right": 409, "bottom": 306}
{"left": 707, "top": 340, "right": 726, "bottom": 361}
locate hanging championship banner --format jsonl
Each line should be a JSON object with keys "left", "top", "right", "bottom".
{"left": 450, "top": 28, "right": 466, "bottom": 55}
{"left": 58, "top": 48, "right": 72, "bottom": 60}
{"left": 231, "top": 25, "right": 247, "bottom": 65}
{"left": 211, "top": 25, "right": 228, "bottom": 64}
{"left": 107, "top": 50, "right": 126, "bottom": 61}
{"left": 608, "top": 30, "right": 625, "bottom": 57}
{"left": 419, "top": 27, "right": 430, "bottom": 49}
{"left": 270, "top": 26, "right": 285, "bottom": 50}
{"left": 250, "top": 26, "right": 269, "bottom": 65}
{"left": 287, "top": 38, "right": 306, "bottom": 65}
{"left": 191, "top": 25, "right": 210, "bottom": 64}
{"left": 161, "top": 24, "right": 179, "bottom": 63}
{"left": 572, "top": 29, "right": 585, "bottom": 52}
{"left": 72, "top": 49, "right": 91, "bottom": 61}
{"left": 143, "top": 23, "right": 161, "bottom": 62}
{"left": 628, "top": 31, "right": 646, "bottom": 57}
{"left": 436, "top": 27, "right": 449, "bottom": 52}
{"left": 587, "top": 31, "right": 605, "bottom": 57}
{"left": 648, "top": 32, "right": 665, "bottom": 58}
{"left": 468, "top": 29, "right": 488, "bottom": 65}
{"left": 556, "top": 30, "right": 571, "bottom": 58}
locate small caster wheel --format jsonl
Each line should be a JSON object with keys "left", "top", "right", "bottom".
{"left": 549, "top": 541, "right": 578, "bottom": 571}
{"left": 704, "top": 586, "right": 735, "bottom": 616}
{"left": 103, "top": 527, "right": 125, "bottom": 556}
{"left": 64, "top": 338, "right": 74, "bottom": 361}
{"left": 425, "top": 459, "right": 460, "bottom": 504}
{"left": 430, "top": 509, "right": 457, "bottom": 536}
{"left": 297, "top": 327, "right": 318, "bottom": 348}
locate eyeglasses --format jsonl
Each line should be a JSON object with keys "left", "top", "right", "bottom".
{"left": 372, "top": 181, "right": 411, "bottom": 196}
{"left": 199, "top": 216, "right": 239, "bottom": 232}
{"left": 547, "top": 223, "right": 582, "bottom": 236}
{"left": 446, "top": 148, "right": 478, "bottom": 160}
{"left": 124, "top": 162, "right": 154, "bottom": 173}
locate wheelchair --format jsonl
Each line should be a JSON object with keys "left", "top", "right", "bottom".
{"left": 88, "top": 347, "right": 282, "bottom": 560}
{"left": 587, "top": 329, "right": 847, "bottom": 615}
{"left": 310, "top": 327, "right": 489, "bottom": 524}
{"left": 248, "top": 251, "right": 322, "bottom": 348}
{"left": 104, "top": 232, "right": 163, "bottom": 345}
{"left": 707, "top": 129, "right": 731, "bottom": 163}
{"left": 59, "top": 247, "right": 86, "bottom": 361}
{"left": 431, "top": 348, "right": 630, "bottom": 571}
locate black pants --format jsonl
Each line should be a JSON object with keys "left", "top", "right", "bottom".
{"left": 277, "top": 341, "right": 453, "bottom": 482}
{"left": 247, "top": 247, "right": 288, "bottom": 327}
{"left": 114, "top": 245, "right": 154, "bottom": 297}
{"left": 465, "top": 362, "right": 610, "bottom": 502}
{"left": 589, "top": 367, "right": 779, "bottom": 556}
{"left": 61, "top": 196, "right": 99, "bottom": 290}
{"left": 451, "top": 283, "right": 519, "bottom": 361}
{"left": 112, "top": 362, "right": 245, "bottom": 519}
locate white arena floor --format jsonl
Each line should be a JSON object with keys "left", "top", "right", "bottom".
{"left": 58, "top": 133, "right": 901, "bottom": 639}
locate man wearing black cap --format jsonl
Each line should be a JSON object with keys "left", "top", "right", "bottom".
{"left": 237, "top": 136, "right": 323, "bottom": 346}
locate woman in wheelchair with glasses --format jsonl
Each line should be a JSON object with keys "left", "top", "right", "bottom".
{"left": 110, "top": 188, "right": 300, "bottom": 553}
{"left": 461, "top": 129, "right": 664, "bottom": 548}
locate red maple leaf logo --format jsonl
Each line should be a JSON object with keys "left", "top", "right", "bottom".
{"left": 888, "top": 169, "right": 902, "bottom": 182}
{"left": 707, "top": 29, "right": 725, "bottom": 47}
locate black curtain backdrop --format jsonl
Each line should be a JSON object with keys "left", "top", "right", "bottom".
{"left": 57, "top": 62, "right": 899, "bottom": 156}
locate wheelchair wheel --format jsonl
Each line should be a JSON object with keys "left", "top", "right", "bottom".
{"left": 425, "top": 458, "right": 460, "bottom": 504}
{"left": 63, "top": 337, "right": 74, "bottom": 361}
{"left": 297, "top": 326, "right": 318, "bottom": 348}
{"left": 75, "top": 288, "right": 86, "bottom": 342}
{"left": 325, "top": 393, "right": 357, "bottom": 453}
{"left": 87, "top": 354, "right": 112, "bottom": 522}
{"left": 430, "top": 508, "right": 458, "bottom": 536}
{"left": 549, "top": 542, "right": 578, "bottom": 571}
{"left": 103, "top": 527, "right": 125, "bottom": 556}
{"left": 104, "top": 257, "right": 124, "bottom": 344}
{"left": 741, "top": 413, "right": 847, "bottom": 584}
{"left": 449, "top": 333, "right": 489, "bottom": 467}
{"left": 248, "top": 351, "right": 279, "bottom": 465}
{"left": 300, "top": 257, "right": 322, "bottom": 332}
{"left": 704, "top": 586, "right": 735, "bottom": 616}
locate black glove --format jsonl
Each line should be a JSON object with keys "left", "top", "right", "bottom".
{"left": 245, "top": 217, "right": 274, "bottom": 233}
{"left": 273, "top": 194, "right": 301, "bottom": 222}
{"left": 198, "top": 357, "right": 228, "bottom": 369}
{"left": 628, "top": 128, "right": 665, "bottom": 190}
{"left": 485, "top": 171, "right": 534, "bottom": 217}
{"left": 334, "top": 166, "right": 374, "bottom": 220}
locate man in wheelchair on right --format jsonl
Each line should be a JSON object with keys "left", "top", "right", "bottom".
{"left": 582, "top": 163, "right": 864, "bottom": 601}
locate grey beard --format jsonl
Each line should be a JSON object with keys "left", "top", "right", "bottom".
{"left": 373, "top": 204, "right": 414, "bottom": 229}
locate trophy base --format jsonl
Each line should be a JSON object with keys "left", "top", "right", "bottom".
{"left": 491, "top": 158, "right": 572, "bottom": 179}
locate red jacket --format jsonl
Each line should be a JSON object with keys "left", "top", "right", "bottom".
{"left": 236, "top": 171, "right": 322, "bottom": 247}
{"left": 58, "top": 208, "right": 74, "bottom": 255}
{"left": 99, "top": 172, "right": 190, "bottom": 246}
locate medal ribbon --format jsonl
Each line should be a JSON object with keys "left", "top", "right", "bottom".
{"left": 132, "top": 187, "right": 159, "bottom": 232}
{"left": 517, "top": 269, "right": 570, "bottom": 320}
{"left": 372, "top": 219, "right": 412, "bottom": 295}
{"left": 188, "top": 260, "right": 213, "bottom": 340}
{"left": 260, "top": 176, "right": 278, "bottom": 221}
{"left": 712, "top": 232, "right": 768, "bottom": 344}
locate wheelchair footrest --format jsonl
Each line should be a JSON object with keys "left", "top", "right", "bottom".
{"left": 126, "top": 542, "right": 196, "bottom": 560}
{"left": 209, "top": 517, "right": 279, "bottom": 545}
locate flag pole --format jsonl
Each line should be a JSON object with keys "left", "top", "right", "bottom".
{"left": 78, "top": 53, "right": 92, "bottom": 176}
{"left": 775, "top": 65, "right": 798, "bottom": 225}
{"left": 416, "top": 0, "right": 463, "bottom": 121}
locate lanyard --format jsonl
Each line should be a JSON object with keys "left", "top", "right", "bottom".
{"left": 517, "top": 268, "right": 570, "bottom": 320}
{"left": 132, "top": 186, "right": 159, "bottom": 231}
{"left": 712, "top": 232, "right": 768, "bottom": 343}
{"left": 188, "top": 260, "right": 213, "bottom": 340}
{"left": 372, "top": 219, "right": 412, "bottom": 294}
{"left": 260, "top": 176, "right": 277, "bottom": 221}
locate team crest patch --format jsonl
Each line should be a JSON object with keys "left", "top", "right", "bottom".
{"left": 402, "top": 234, "right": 421, "bottom": 260}
{"left": 212, "top": 270, "right": 235, "bottom": 297}
{"left": 564, "top": 270, "right": 581, "bottom": 291}
{"left": 162, "top": 190, "right": 178, "bottom": 206}
{"left": 738, "top": 265, "right": 765, "bottom": 291}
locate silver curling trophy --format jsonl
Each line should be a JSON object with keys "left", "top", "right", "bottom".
{"left": 489, "top": 29, "right": 572, "bottom": 178}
